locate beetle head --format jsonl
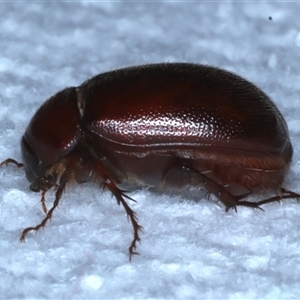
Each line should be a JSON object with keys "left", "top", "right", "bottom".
{"left": 21, "top": 87, "right": 81, "bottom": 191}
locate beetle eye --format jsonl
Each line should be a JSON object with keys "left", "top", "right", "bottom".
{"left": 29, "top": 175, "right": 56, "bottom": 192}
{"left": 21, "top": 136, "right": 45, "bottom": 183}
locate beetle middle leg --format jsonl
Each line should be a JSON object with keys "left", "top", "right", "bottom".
{"left": 94, "top": 164, "right": 143, "bottom": 260}
{"left": 102, "top": 177, "right": 143, "bottom": 260}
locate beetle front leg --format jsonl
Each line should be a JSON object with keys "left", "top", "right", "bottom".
{"left": 20, "top": 171, "right": 68, "bottom": 242}
{"left": 0, "top": 158, "right": 24, "bottom": 168}
{"left": 20, "top": 156, "right": 77, "bottom": 241}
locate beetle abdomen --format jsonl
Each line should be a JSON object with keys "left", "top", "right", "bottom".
{"left": 81, "top": 63, "right": 290, "bottom": 154}
{"left": 78, "top": 63, "right": 292, "bottom": 191}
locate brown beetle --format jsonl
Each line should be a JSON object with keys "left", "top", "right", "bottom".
{"left": 1, "top": 63, "right": 299, "bottom": 258}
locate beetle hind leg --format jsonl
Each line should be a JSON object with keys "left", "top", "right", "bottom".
{"left": 178, "top": 162, "right": 300, "bottom": 210}
{"left": 217, "top": 186, "right": 300, "bottom": 211}
{"left": 200, "top": 173, "right": 300, "bottom": 211}
{"left": 199, "top": 172, "right": 254, "bottom": 211}
{"left": 254, "top": 188, "right": 300, "bottom": 206}
{"left": 177, "top": 162, "right": 260, "bottom": 211}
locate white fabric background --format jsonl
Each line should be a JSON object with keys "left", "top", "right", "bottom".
{"left": 1, "top": 2, "right": 300, "bottom": 299}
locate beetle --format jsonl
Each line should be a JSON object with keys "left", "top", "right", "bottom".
{"left": 1, "top": 63, "right": 299, "bottom": 259}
